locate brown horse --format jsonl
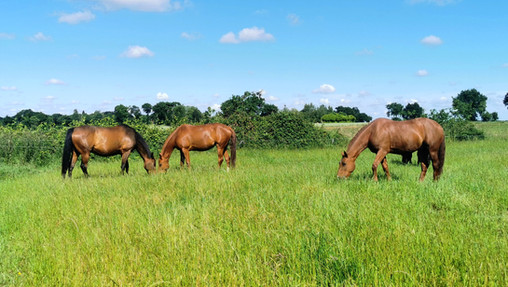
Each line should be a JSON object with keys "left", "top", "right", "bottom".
{"left": 158, "top": 123, "right": 236, "bottom": 171}
{"left": 337, "top": 118, "right": 445, "bottom": 181}
{"left": 61, "top": 124, "right": 156, "bottom": 178}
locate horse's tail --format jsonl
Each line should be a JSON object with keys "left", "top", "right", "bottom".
{"left": 61, "top": 128, "right": 75, "bottom": 178}
{"left": 229, "top": 127, "right": 237, "bottom": 168}
{"left": 437, "top": 138, "right": 446, "bottom": 175}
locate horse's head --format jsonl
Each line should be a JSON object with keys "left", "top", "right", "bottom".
{"left": 144, "top": 153, "right": 156, "bottom": 174}
{"left": 337, "top": 151, "right": 355, "bottom": 179}
{"left": 158, "top": 153, "right": 169, "bottom": 172}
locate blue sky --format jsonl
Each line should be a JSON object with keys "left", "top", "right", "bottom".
{"left": 1, "top": 0, "right": 507, "bottom": 120}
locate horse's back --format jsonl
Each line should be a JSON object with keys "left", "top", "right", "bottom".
{"left": 173, "top": 123, "right": 233, "bottom": 150}
{"left": 72, "top": 125, "right": 136, "bottom": 155}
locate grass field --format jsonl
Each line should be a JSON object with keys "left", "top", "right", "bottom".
{"left": 1, "top": 122, "right": 507, "bottom": 285}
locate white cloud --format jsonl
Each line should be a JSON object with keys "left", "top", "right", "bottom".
{"left": 31, "top": 32, "right": 51, "bottom": 42}
{"left": 358, "top": 90, "right": 371, "bottom": 97}
{"left": 220, "top": 27, "right": 275, "bottom": 44}
{"left": 320, "top": 98, "right": 330, "bottom": 105}
{"left": 421, "top": 35, "right": 443, "bottom": 46}
{"left": 58, "top": 10, "right": 95, "bottom": 24}
{"left": 1, "top": 86, "right": 17, "bottom": 91}
{"left": 97, "top": 0, "right": 185, "bottom": 12}
{"left": 121, "top": 45, "right": 154, "bottom": 58}
{"left": 156, "top": 92, "right": 169, "bottom": 100}
{"left": 46, "top": 78, "right": 65, "bottom": 85}
{"left": 356, "top": 48, "right": 374, "bottom": 56}
{"left": 416, "top": 69, "right": 429, "bottom": 76}
{"left": 43, "top": 96, "right": 56, "bottom": 102}
{"left": 313, "top": 84, "right": 336, "bottom": 94}
{"left": 287, "top": 14, "right": 300, "bottom": 25}
{"left": 266, "top": 95, "right": 279, "bottom": 102}
{"left": 502, "top": 63, "right": 508, "bottom": 68}
{"left": 181, "top": 32, "right": 201, "bottom": 40}
{"left": 211, "top": 103, "right": 221, "bottom": 111}
{"left": 0, "top": 33, "right": 15, "bottom": 40}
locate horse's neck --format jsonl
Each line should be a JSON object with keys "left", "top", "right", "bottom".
{"left": 136, "top": 142, "right": 150, "bottom": 161}
{"left": 347, "top": 124, "right": 371, "bottom": 159}
{"left": 161, "top": 135, "right": 177, "bottom": 159}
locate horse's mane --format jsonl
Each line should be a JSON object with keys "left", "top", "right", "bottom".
{"left": 347, "top": 122, "right": 373, "bottom": 150}
{"left": 121, "top": 124, "right": 154, "bottom": 159}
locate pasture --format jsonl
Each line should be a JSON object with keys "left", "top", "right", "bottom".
{"left": 1, "top": 122, "right": 507, "bottom": 285}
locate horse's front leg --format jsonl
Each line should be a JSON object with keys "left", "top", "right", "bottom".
{"left": 372, "top": 151, "right": 388, "bottom": 181}
{"left": 182, "top": 148, "right": 191, "bottom": 169}
{"left": 121, "top": 151, "right": 132, "bottom": 175}
{"left": 180, "top": 150, "right": 185, "bottom": 168}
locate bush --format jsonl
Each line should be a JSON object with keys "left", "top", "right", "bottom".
{"left": 321, "top": 113, "right": 356, "bottom": 123}
{"left": 442, "top": 118, "right": 485, "bottom": 141}
{"left": 429, "top": 109, "right": 485, "bottom": 141}
{"left": 0, "top": 124, "right": 64, "bottom": 166}
{"left": 222, "top": 111, "right": 347, "bottom": 148}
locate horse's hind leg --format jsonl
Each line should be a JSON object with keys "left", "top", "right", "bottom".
{"left": 381, "top": 157, "right": 391, "bottom": 181}
{"left": 68, "top": 151, "right": 79, "bottom": 178}
{"left": 418, "top": 149, "right": 430, "bottom": 182}
{"left": 80, "top": 153, "right": 90, "bottom": 177}
{"left": 430, "top": 150, "right": 441, "bottom": 181}
{"left": 217, "top": 145, "right": 230, "bottom": 171}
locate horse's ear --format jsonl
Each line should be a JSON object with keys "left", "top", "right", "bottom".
{"left": 342, "top": 151, "right": 348, "bottom": 158}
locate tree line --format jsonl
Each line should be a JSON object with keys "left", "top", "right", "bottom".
{"left": 0, "top": 91, "right": 373, "bottom": 128}
{"left": 0, "top": 89, "right": 501, "bottom": 130}
{"left": 386, "top": 89, "right": 499, "bottom": 121}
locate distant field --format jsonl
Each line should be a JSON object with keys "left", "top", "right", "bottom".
{"left": 0, "top": 122, "right": 507, "bottom": 285}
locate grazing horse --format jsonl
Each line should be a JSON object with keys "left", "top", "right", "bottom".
{"left": 61, "top": 124, "right": 156, "bottom": 178}
{"left": 337, "top": 118, "right": 445, "bottom": 181}
{"left": 158, "top": 123, "right": 236, "bottom": 171}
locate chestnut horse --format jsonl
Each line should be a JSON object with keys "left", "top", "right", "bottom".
{"left": 337, "top": 118, "right": 445, "bottom": 181}
{"left": 158, "top": 123, "right": 236, "bottom": 171}
{"left": 61, "top": 124, "right": 156, "bottom": 178}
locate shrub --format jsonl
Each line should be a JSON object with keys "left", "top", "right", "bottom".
{"left": 222, "top": 111, "right": 347, "bottom": 148}
{"left": 321, "top": 113, "right": 356, "bottom": 123}
{"left": 429, "top": 109, "right": 485, "bottom": 141}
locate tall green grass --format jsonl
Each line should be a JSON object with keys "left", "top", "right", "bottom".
{"left": 1, "top": 123, "right": 507, "bottom": 285}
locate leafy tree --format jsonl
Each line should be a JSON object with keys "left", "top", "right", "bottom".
{"left": 220, "top": 91, "right": 277, "bottom": 118}
{"left": 301, "top": 104, "right": 333, "bottom": 122}
{"left": 261, "top": 103, "right": 279, "bottom": 116}
{"left": 203, "top": 107, "right": 216, "bottom": 123}
{"left": 142, "top": 103, "right": 152, "bottom": 115}
{"left": 452, "top": 89, "right": 487, "bottom": 121}
{"left": 334, "top": 106, "right": 372, "bottom": 122}
{"left": 386, "top": 102, "right": 404, "bottom": 120}
{"left": 129, "top": 105, "right": 142, "bottom": 119}
{"left": 401, "top": 102, "right": 425, "bottom": 120}
{"left": 429, "top": 109, "right": 452, "bottom": 124}
{"left": 151, "top": 101, "right": 182, "bottom": 125}
{"left": 321, "top": 113, "right": 355, "bottom": 123}
{"left": 504, "top": 92, "right": 508, "bottom": 109}
{"left": 114, "top": 104, "right": 131, "bottom": 123}
{"left": 186, "top": 106, "right": 203, "bottom": 123}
